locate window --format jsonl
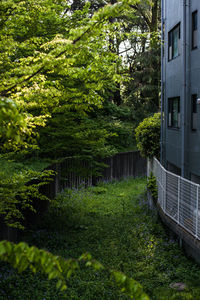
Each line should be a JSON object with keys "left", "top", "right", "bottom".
{"left": 168, "top": 23, "right": 181, "bottom": 61}
{"left": 168, "top": 97, "right": 180, "bottom": 128}
{"left": 191, "top": 94, "right": 197, "bottom": 130}
{"left": 167, "top": 162, "right": 181, "bottom": 176}
{"left": 192, "top": 11, "right": 198, "bottom": 49}
{"left": 191, "top": 173, "right": 200, "bottom": 184}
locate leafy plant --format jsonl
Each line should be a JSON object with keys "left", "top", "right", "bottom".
{"left": 89, "top": 186, "right": 108, "bottom": 194}
{"left": 1, "top": 178, "right": 200, "bottom": 299}
{"left": 147, "top": 172, "right": 158, "bottom": 201}
{"left": 0, "top": 240, "right": 149, "bottom": 300}
{"left": 0, "top": 98, "right": 31, "bottom": 151}
{"left": 135, "top": 112, "right": 161, "bottom": 158}
{"left": 0, "top": 167, "right": 54, "bottom": 229}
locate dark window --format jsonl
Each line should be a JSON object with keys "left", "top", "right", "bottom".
{"left": 168, "top": 97, "right": 180, "bottom": 128}
{"left": 191, "top": 173, "right": 200, "bottom": 184}
{"left": 167, "top": 162, "right": 181, "bottom": 176}
{"left": 191, "top": 94, "right": 197, "bottom": 130}
{"left": 168, "top": 23, "right": 181, "bottom": 61}
{"left": 192, "top": 11, "right": 198, "bottom": 49}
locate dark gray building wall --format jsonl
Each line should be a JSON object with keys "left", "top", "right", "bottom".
{"left": 162, "top": 0, "right": 200, "bottom": 180}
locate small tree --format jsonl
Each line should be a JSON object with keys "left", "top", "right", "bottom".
{"left": 135, "top": 112, "right": 161, "bottom": 158}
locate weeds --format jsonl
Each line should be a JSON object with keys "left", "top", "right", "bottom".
{"left": 0, "top": 177, "right": 200, "bottom": 299}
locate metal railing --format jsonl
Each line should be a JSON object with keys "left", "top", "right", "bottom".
{"left": 151, "top": 158, "right": 200, "bottom": 240}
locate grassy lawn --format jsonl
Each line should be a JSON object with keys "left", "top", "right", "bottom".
{"left": 0, "top": 177, "right": 200, "bottom": 299}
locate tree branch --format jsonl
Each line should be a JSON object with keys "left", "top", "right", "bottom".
{"left": 0, "top": 20, "right": 103, "bottom": 97}
{"left": 130, "top": 4, "right": 151, "bottom": 28}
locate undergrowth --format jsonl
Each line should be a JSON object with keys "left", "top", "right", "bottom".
{"left": 0, "top": 177, "right": 200, "bottom": 299}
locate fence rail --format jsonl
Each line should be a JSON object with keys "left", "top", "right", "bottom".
{"left": 151, "top": 158, "right": 200, "bottom": 240}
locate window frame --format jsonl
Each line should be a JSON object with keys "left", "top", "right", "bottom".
{"left": 191, "top": 94, "right": 197, "bottom": 131}
{"left": 168, "top": 97, "right": 180, "bottom": 129}
{"left": 168, "top": 23, "right": 181, "bottom": 61}
{"left": 192, "top": 10, "right": 198, "bottom": 50}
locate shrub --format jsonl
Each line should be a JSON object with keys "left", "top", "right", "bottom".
{"left": 0, "top": 166, "right": 54, "bottom": 229}
{"left": 135, "top": 112, "right": 161, "bottom": 158}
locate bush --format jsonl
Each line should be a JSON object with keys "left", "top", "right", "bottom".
{"left": 0, "top": 158, "right": 54, "bottom": 229}
{"left": 135, "top": 112, "right": 161, "bottom": 158}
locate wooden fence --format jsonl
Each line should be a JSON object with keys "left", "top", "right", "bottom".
{"left": 1, "top": 151, "right": 146, "bottom": 241}
{"left": 42, "top": 151, "right": 147, "bottom": 197}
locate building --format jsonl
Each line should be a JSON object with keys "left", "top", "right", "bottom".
{"left": 161, "top": 0, "right": 200, "bottom": 183}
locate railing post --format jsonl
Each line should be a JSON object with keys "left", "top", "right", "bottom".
{"left": 196, "top": 186, "right": 199, "bottom": 238}
{"left": 177, "top": 176, "right": 181, "bottom": 224}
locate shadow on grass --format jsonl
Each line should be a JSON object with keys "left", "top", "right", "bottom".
{"left": 1, "top": 177, "right": 200, "bottom": 300}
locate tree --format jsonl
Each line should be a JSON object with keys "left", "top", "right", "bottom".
{"left": 69, "top": 0, "right": 161, "bottom": 126}
{"left": 0, "top": 4, "right": 152, "bottom": 297}
{"left": 0, "top": 0, "right": 139, "bottom": 158}
{"left": 122, "top": 0, "right": 161, "bottom": 125}
{"left": 1, "top": 0, "right": 145, "bottom": 226}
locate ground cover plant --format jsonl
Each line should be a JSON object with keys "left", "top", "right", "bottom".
{"left": 1, "top": 177, "right": 200, "bottom": 299}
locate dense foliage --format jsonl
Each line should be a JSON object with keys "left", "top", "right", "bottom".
{"left": 0, "top": 0, "right": 142, "bottom": 227}
{"left": 0, "top": 1, "right": 163, "bottom": 298}
{"left": 135, "top": 112, "right": 161, "bottom": 158}
{"left": 0, "top": 240, "right": 149, "bottom": 299}
{"left": 1, "top": 178, "right": 200, "bottom": 299}
{"left": 0, "top": 0, "right": 161, "bottom": 160}
{"left": 147, "top": 172, "right": 158, "bottom": 201}
{"left": 0, "top": 0, "right": 141, "bottom": 159}
{"left": 0, "top": 166, "right": 53, "bottom": 229}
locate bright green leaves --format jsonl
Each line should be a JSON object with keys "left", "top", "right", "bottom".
{"left": 135, "top": 112, "right": 161, "bottom": 158}
{"left": 0, "top": 0, "right": 138, "bottom": 103}
{"left": 0, "top": 0, "right": 141, "bottom": 153}
{"left": 0, "top": 240, "right": 68, "bottom": 291}
{"left": 0, "top": 240, "right": 149, "bottom": 299}
{"left": 0, "top": 98, "right": 28, "bottom": 149}
{"left": 147, "top": 172, "right": 158, "bottom": 200}
{"left": 0, "top": 97, "right": 48, "bottom": 151}
{"left": 111, "top": 270, "right": 149, "bottom": 300}
{"left": 0, "top": 164, "right": 54, "bottom": 229}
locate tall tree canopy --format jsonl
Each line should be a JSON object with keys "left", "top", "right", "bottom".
{"left": 0, "top": 0, "right": 143, "bottom": 157}
{"left": 1, "top": 0, "right": 147, "bottom": 228}
{"left": 0, "top": 0, "right": 161, "bottom": 234}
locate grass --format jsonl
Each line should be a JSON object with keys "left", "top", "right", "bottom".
{"left": 0, "top": 177, "right": 200, "bottom": 299}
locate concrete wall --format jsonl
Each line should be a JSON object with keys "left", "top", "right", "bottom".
{"left": 148, "top": 190, "right": 200, "bottom": 265}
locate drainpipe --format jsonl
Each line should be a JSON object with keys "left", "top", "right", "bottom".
{"left": 181, "top": 0, "right": 187, "bottom": 178}
{"left": 160, "top": 0, "right": 164, "bottom": 164}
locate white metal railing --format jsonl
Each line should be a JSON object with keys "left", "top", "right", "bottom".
{"left": 151, "top": 158, "right": 200, "bottom": 240}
